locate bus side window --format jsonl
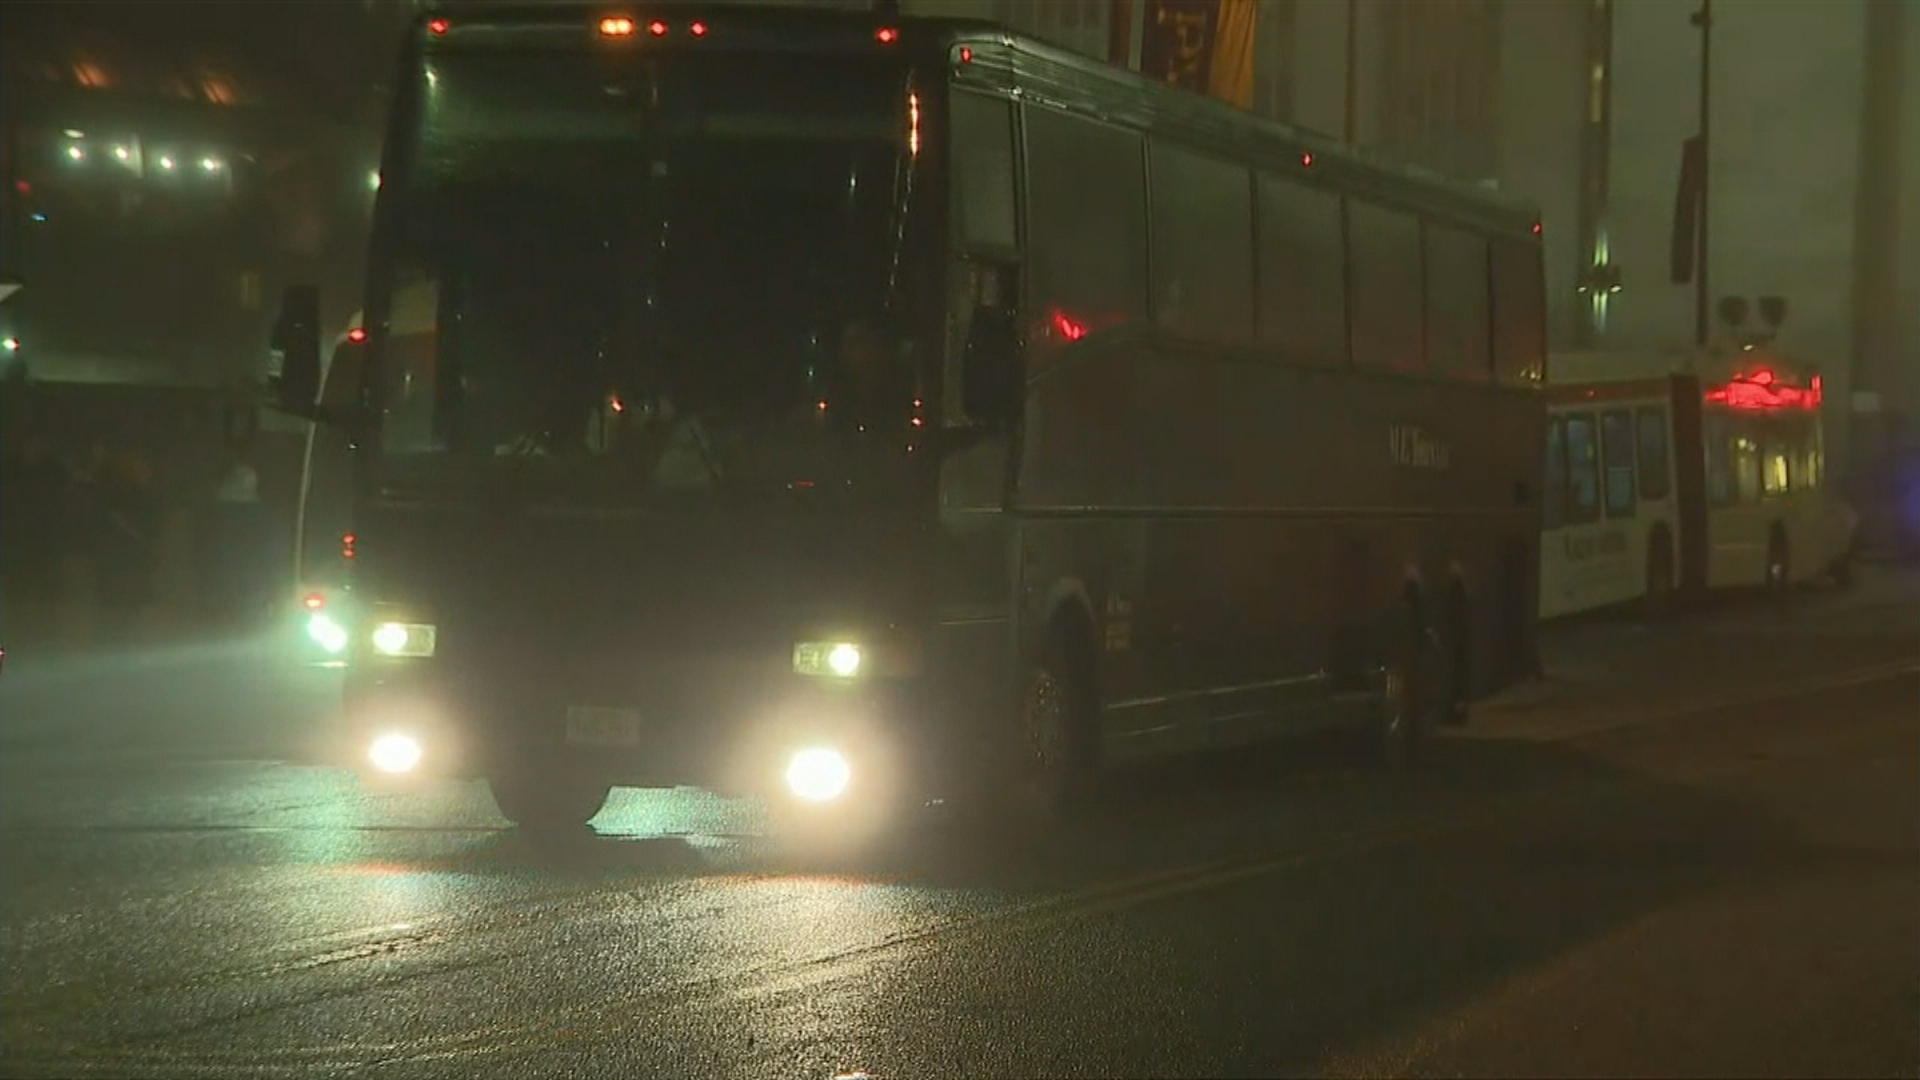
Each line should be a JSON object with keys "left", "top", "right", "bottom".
{"left": 951, "top": 91, "right": 1017, "bottom": 254}
{"left": 1348, "top": 200, "right": 1424, "bottom": 374}
{"left": 1762, "top": 436, "right": 1792, "bottom": 495}
{"left": 1149, "top": 140, "right": 1253, "bottom": 343}
{"left": 1705, "top": 413, "right": 1735, "bottom": 506}
{"left": 1564, "top": 412, "right": 1600, "bottom": 523}
{"left": 1424, "top": 224, "right": 1490, "bottom": 381}
{"left": 1490, "top": 239, "right": 1545, "bottom": 385}
{"left": 1731, "top": 428, "right": 1762, "bottom": 503}
{"left": 1023, "top": 104, "right": 1147, "bottom": 357}
{"left": 1600, "top": 408, "right": 1636, "bottom": 518}
{"left": 1543, "top": 417, "right": 1567, "bottom": 530}
{"left": 1635, "top": 406, "right": 1671, "bottom": 500}
{"left": 1255, "top": 175, "right": 1344, "bottom": 368}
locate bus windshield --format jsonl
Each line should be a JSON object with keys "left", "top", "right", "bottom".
{"left": 371, "top": 51, "right": 922, "bottom": 502}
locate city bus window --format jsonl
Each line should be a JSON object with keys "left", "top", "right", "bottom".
{"left": 1601, "top": 408, "right": 1636, "bottom": 518}
{"left": 1564, "top": 412, "right": 1600, "bottom": 523}
{"left": 1636, "top": 406, "right": 1671, "bottom": 500}
{"left": 1490, "top": 239, "right": 1545, "bottom": 384}
{"left": 1705, "top": 413, "right": 1734, "bottom": 506}
{"left": 1544, "top": 417, "right": 1567, "bottom": 530}
{"left": 950, "top": 91, "right": 1016, "bottom": 253}
{"left": 1254, "top": 174, "right": 1344, "bottom": 367}
{"left": 1348, "top": 201, "right": 1424, "bottom": 374}
{"left": 1424, "top": 225, "right": 1490, "bottom": 380}
{"left": 1763, "top": 440, "right": 1792, "bottom": 495}
{"left": 1023, "top": 105, "right": 1146, "bottom": 358}
{"left": 1731, "top": 431, "right": 1762, "bottom": 502}
{"left": 1148, "top": 139, "right": 1252, "bottom": 343}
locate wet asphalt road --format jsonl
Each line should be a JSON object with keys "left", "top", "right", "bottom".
{"left": 2, "top": 572, "right": 1916, "bottom": 1078}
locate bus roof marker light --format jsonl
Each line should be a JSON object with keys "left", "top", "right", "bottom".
{"left": 346, "top": 326, "right": 368, "bottom": 344}
{"left": 959, "top": 46, "right": 973, "bottom": 62}
{"left": 876, "top": 26, "right": 899, "bottom": 44}
{"left": 1300, "top": 151, "right": 1314, "bottom": 167}
{"left": 1532, "top": 221, "right": 1544, "bottom": 235}
{"left": 599, "top": 16, "right": 635, "bottom": 37}
{"left": 427, "top": 16, "right": 450, "bottom": 35}
{"left": 648, "top": 19, "right": 668, "bottom": 36}
{"left": 689, "top": 20, "right": 708, "bottom": 36}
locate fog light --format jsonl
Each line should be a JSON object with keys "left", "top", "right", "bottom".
{"left": 369, "top": 732, "right": 423, "bottom": 774}
{"left": 305, "top": 612, "right": 349, "bottom": 655}
{"left": 784, "top": 747, "right": 852, "bottom": 803}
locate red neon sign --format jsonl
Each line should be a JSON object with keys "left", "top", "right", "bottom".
{"left": 1704, "top": 372, "right": 1822, "bottom": 411}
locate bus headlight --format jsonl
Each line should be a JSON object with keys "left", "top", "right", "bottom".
{"left": 784, "top": 747, "right": 852, "bottom": 802}
{"left": 368, "top": 732, "right": 424, "bottom": 774}
{"left": 793, "top": 641, "right": 862, "bottom": 678}
{"left": 305, "top": 612, "right": 350, "bottom": 655}
{"left": 371, "top": 621, "right": 436, "bottom": 658}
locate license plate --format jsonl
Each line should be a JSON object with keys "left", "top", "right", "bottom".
{"left": 565, "top": 705, "right": 643, "bottom": 748}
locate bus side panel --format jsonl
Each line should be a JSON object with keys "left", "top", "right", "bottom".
{"left": 1670, "top": 374, "right": 1709, "bottom": 598}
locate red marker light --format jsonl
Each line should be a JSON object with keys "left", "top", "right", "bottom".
{"left": 1531, "top": 221, "right": 1544, "bottom": 235}
{"left": 599, "top": 16, "right": 635, "bottom": 36}
{"left": 346, "top": 326, "right": 368, "bottom": 344}
{"left": 13, "top": 179, "right": 29, "bottom": 195}
{"left": 1300, "top": 151, "right": 1314, "bottom": 167}
{"left": 876, "top": 26, "right": 899, "bottom": 44}
{"left": 341, "top": 532, "right": 357, "bottom": 559}
{"left": 912, "top": 397, "right": 924, "bottom": 408}
{"left": 689, "top": 20, "right": 708, "bottom": 36}
{"left": 817, "top": 399, "right": 830, "bottom": 412}
{"left": 609, "top": 395, "right": 626, "bottom": 413}
{"left": 910, "top": 416, "right": 925, "bottom": 428}
{"left": 427, "top": 17, "right": 450, "bottom": 35}
{"left": 303, "top": 593, "right": 326, "bottom": 611}
{"left": 1051, "top": 309, "right": 1088, "bottom": 342}
{"left": 648, "top": 19, "right": 668, "bottom": 36}
{"left": 959, "top": 46, "right": 973, "bottom": 62}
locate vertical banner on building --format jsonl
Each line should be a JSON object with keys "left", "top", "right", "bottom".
{"left": 1139, "top": 0, "right": 1256, "bottom": 109}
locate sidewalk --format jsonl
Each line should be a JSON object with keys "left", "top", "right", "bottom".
{"left": 1472, "top": 562, "right": 1920, "bottom": 742}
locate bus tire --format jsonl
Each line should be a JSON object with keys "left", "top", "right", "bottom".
{"left": 1374, "top": 602, "right": 1445, "bottom": 771}
{"left": 1643, "top": 535, "right": 1676, "bottom": 620}
{"left": 1765, "top": 529, "right": 1792, "bottom": 602}
{"left": 1009, "top": 630, "right": 1096, "bottom": 821}
{"left": 489, "top": 770, "right": 611, "bottom": 831}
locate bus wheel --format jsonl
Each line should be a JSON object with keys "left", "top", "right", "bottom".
{"left": 489, "top": 769, "right": 611, "bottom": 831}
{"left": 1765, "top": 531, "right": 1792, "bottom": 602}
{"left": 1010, "top": 637, "right": 1093, "bottom": 821}
{"left": 1374, "top": 609, "right": 1445, "bottom": 771}
{"left": 1643, "top": 538, "right": 1676, "bottom": 620}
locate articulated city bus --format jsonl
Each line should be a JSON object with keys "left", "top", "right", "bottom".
{"left": 1539, "top": 348, "right": 1856, "bottom": 619}
{"left": 269, "top": 6, "right": 1546, "bottom": 829}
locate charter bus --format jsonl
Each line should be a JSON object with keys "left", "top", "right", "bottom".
{"left": 1539, "top": 347, "right": 1856, "bottom": 619}
{"left": 267, "top": 5, "right": 1547, "bottom": 829}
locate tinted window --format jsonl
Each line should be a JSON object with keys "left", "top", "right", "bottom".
{"left": 951, "top": 92, "right": 1016, "bottom": 251}
{"left": 1564, "top": 413, "right": 1600, "bottom": 523}
{"left": 1544, "top": 417, "right": 1567, "bottom": 530}
{"left": 1732, "top": 428, "right": 1762, "bottom": 503}
{"left": 1425, "top": 225, "right": 1490, "bottom": 380}
{"left": 1705, "top": 413, "right": 1734, "bottom": 506}
{"left": 1348, "top": 201, "right": 1424, "bottom": 373}
{"left": 1255, "top": 175, "right": 1345, "bottom": 367}
{"left": 1149, "top": 140, "right": 1253, "bottom": 342}
{"left": 1491, "top": 239, "right": 1544, "bottom": 384}
{"left": 1601, "top": 408, "right": 1636, "bottom": 518}
{"left": 1636, "top": 406, "right": 1671, "bottom": 500}
{"left": 1024, "top": 106, "right": 1146, "bottom": 355}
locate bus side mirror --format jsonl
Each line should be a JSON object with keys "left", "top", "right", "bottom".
{"left": 269, "top": 284, "right": 321, "bottom": 419}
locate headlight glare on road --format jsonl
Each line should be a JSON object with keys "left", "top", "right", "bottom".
{"left": 368, "top": 732, "right": 424, "bottom": 774}
{"left": 371, "top": 621, "right": 436, "bottom": 658}
{"left": 305, "top": 612, "right": 349, "bottom": 655}
{"left": 784, "top": 747, "right": 852, "bottom": 802}
{"left": 793, "top": 641, "right": 862, "bottom": 678}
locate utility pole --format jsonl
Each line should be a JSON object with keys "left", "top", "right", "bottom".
{"left": 1691, "top": 0, "right": 1712, "bottom": 346}
{"left": 1343, "top": 0, "right": 1358, "bottom": 144}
